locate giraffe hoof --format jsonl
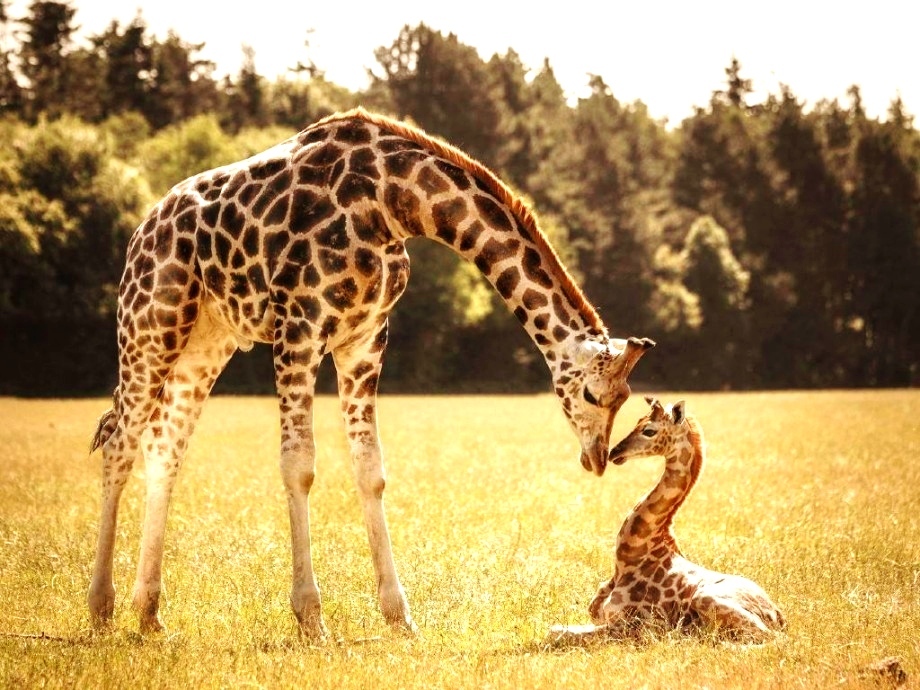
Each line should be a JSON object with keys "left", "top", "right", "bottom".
{"left": 88, "top": 587, "right": 116, "bottom": 629}
{"left": 390, "top": 616, "right": 419, "bottom": 637}
{"left": 296, "top": 615, "right": 330, "bottom": 644}
{"left": 138, "top": 616, "right": 166, "bottom": 635}
{"left": 89, "top": 613, "right": 115, "bottom": 632}
{"left": 300, "top": 628, "right": 329, "bottom": 645}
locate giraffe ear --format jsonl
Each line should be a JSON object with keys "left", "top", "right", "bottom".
{"left": 671, "top": 400, "right": 686, "bottom": 424}
{"left": 644, "top": 395, "right": 656, "bottom": 406}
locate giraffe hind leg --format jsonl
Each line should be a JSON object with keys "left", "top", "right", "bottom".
{"left": 88, "top": 366, "right": 168, "bottom": 628}
{"left": 88, "top": 256, "right": 204, "bottom": 630}
{"left": 130, "top": 309, "right": 238, "bottom": 633}
{"left": 588, "top": 575, "right": 618, "bottom": 624}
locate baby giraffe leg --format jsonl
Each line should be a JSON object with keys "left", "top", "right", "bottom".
{"left": 546, "top": 618, "right": 641, "bottom": 647}
{"left": 588, "top": 576, "right": 617, "bottom": 624}
{"left": 692, "top": 594, "right": 774, "bottom": 643}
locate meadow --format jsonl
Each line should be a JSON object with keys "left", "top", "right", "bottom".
{"left": 1, "top": 390, "right": 917, "bottom": 688}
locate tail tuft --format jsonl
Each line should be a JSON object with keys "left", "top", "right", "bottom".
{"left": 90, "top": 408, "right": 117, "bottom": 454}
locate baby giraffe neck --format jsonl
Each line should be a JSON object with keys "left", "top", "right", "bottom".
{"left": 615, "top": 418, "right": 705, "bottom": 567}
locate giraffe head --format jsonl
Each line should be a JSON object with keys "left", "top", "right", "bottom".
{"left": 559, "top": 336, "right": 655, "bottom": 476}
{"left": 608, "top": 397, "right": 687, "bottom": 466}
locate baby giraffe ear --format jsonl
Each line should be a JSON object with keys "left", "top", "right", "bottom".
{"left": 644, "top": 395, "right": 656, "bottom": 406}
{"left": 671, "top": 400, "right": 686, "bottom": 424}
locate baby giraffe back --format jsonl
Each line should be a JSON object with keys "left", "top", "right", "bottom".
{"left": 588, "top": 398, "right": 786, "bottom": 643}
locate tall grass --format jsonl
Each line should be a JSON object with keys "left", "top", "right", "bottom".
{"left": 1, "top": 391, "right": 917, "bottom": 688}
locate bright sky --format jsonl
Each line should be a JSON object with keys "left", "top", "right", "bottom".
{"left": 9, "top": 0, "right": 920, "bottom": 126}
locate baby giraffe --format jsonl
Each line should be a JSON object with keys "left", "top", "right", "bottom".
{"left": 554, "top": 397, "right": 785, "bottom": 645}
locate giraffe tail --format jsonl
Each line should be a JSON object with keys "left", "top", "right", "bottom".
{"left": 90, "top": 392, "right": 119, "bottom": 454}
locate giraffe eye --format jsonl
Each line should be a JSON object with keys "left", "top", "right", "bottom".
{"left": 583, "top": 387, "right": 599, "bottom": 406}
{"left": 641, "top": 427, "right": 657, "bottom": 437}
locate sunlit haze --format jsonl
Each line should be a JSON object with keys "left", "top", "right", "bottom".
{"left": 7, "top": 0, "right": 919, "bottom": 126}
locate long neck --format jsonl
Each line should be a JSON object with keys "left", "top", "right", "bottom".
{"left": 615, "top": 420, "right": 705, "bottom": 568}
{"left": 419, "top": 181, "right": 604, "bottom": 363}
{"left": 366, "top": 112, "right": 608, "bottom": 366}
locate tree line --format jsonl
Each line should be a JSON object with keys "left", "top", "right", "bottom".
{"left": 1, "top": 1, "right": 917, "bottom": 395}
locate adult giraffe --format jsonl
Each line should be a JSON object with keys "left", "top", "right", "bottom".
{"left": 88, "top": 108, "right": 655, "bottom": 639}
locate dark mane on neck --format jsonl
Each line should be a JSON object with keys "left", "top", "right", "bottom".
{"left": 684, "top": 416, "right": 705, "bottom": 470}
{"left": 670, "top": 415, "right": 705, "bottom": 511}
{"left": 313, "top": 107, "right": 605, "bottom": 334}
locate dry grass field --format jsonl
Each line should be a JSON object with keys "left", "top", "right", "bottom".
{"left": 1, "top": 390, "right": 917, "bottom": 688}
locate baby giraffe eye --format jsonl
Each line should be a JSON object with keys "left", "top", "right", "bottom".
{"left": 641, "top": 427, "right": 657, "bottom": 437}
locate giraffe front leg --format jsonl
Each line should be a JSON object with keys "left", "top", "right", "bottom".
{"left": 347, "top": 428, "right": 415, "bottom": 633}
{"left": 275, "top": 339, "right": 327, "bottom": 641}
{"left": 334, "top": 329, "right": 416, "bottom": 635}
{"left": 280, "top": 431, "right": 326, "bottom": 640}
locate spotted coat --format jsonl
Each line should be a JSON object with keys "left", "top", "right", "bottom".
{"left": 587, "top": 399, "right": 786, "bottom": 642}
{"left": 88, "top": 108, "right": 654, "bottom": 638}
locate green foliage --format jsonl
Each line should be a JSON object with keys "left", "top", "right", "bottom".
{"left": 647, "top": 277, "right": 701, "bottom": 334}
{"left": 0, "top": 15, "right": 917, "bottom": 392}
{"left": 266, "top": 75, "right": 357, "bottom": 130}
{"left": 16, "top": 0, "right": 78, "bottom": 120}
{"left": 674, "top": 216, "right": 750, "bottom": 387}
{"left": 92, "top": 17, "right": 154, "bottom": 120}
{"left": 0, "top": 115, "right": 151, "bottom": 394}
{"left": 135, "top": 113, "right": 239, "bottom": 194}
{"left": 231, "top": 124, "right": 297, "bottom": 158}
{"left": 535, "top": 76, "right": 674, "bottom": 336}
{"left": 98, "top": 111, "right": 152, "bottom": 160}
{"left": 221, "top": 45, "right": 268, "bottom": 132}
{"left": 142, "top": 31, "right": 219, "bottom": 129}
{"left": 10, "top": 116, "right": 149, "bottom": 314}
{"left": 373, "top": 24, "right": 503, "bottom": 168}
{"left": 846, "top": 118, "right": 920, "bottom": 385}
{"left": 682, "top": 215, "right": 749, "bottom": 317}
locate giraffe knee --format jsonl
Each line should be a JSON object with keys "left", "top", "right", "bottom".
{"left": 356, "top": 466, "right": 385, "bottom": 499}
{"left": 280, "top": 450, "right": 316, "bottom": 493}
{"left": 352, "top": 448, "right": 386, "bottom": 498}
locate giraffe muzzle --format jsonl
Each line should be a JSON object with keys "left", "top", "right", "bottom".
{"left": 580, "top": 442, "right": 608, "bottom": 476}
{"left": 608, "top": 436, "right": 632, "bottom": 466}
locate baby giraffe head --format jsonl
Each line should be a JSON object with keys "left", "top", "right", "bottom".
{"left": 608, "top": 397, "right": 687, "bottom": 466}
